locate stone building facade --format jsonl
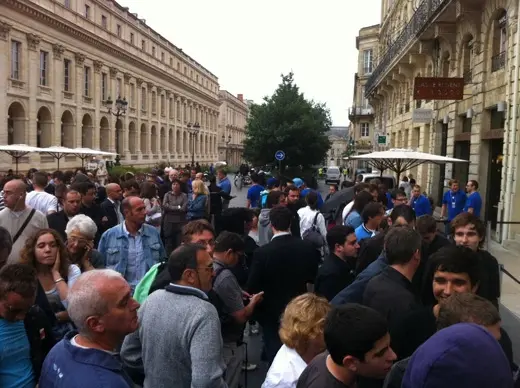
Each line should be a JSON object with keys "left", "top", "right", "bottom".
{"left": 367, "top": 0, "right": 520, "bottom": 242}
{"left": 218, "top": 90, "right": 248, "bottom": 166}
{"left": 1, "top": 0, "right": 220, "bottom": 171}
{"left": 326, "top": 126, "right": 349, "bottom": 167}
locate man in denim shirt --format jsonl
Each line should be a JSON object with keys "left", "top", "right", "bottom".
{"left": 98, "top": 196, "right": 167, "bottom": 292}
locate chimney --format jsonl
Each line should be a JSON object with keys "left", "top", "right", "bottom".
{"left": 237, "top": 94, "right": 243, "bottom": 102}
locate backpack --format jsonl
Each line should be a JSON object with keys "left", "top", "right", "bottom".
{"left": 302, "top": 212, "right": 325, "bottom": 249}
{"left": 133, "top": 262, "right": 165, "bottom": 304}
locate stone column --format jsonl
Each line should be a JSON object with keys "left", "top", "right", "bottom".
{"left": 157, "top": 86, "right": 163, "bottom": 159}
{"left": 93, "top": 59, "right": 104, "bottom": 150}
{"left": 123, "top": 72, "right": 132, "bottom": 158}
{"left": 0, "top": 22, "right": 12, "bottom": 170}
{"left": 147, "top": 82, "right": 153, "bottom": 156}
{"left": 26, "top": 33, "right": 40, "bottom": 151}
{"left": 109, "top": 67, "right": 119, "bottom": 154}
{"left": 136, "top": 78, "right": 143, "bottom": 159}
{"left": 51, "top": 44, "right": 65, "bottom": 147}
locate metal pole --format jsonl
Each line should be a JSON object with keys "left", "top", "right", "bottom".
{"left": 191, "top": 133, "right": 195, "bottom": 167}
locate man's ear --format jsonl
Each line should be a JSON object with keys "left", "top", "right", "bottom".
{"left": 471, "top": 281, "right": 480, "bottom": 294}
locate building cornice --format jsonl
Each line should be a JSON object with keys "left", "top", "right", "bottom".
{"left": 3, "top": 0, "right": 219, "bottom": 106}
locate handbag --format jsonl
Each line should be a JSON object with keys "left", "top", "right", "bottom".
{"left": 302, "top": 212, "right": 325, "bottom": 249}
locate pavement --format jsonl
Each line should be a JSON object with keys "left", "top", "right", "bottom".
{"left": 227, "top": 175, "right": 520, "bottom": 384}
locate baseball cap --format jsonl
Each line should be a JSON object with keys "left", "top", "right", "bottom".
{"left": 292, "top": 178, "right": 304, "bottom": 188}
{"left": 267, "top": 177, "right": 279, "bottom": 189}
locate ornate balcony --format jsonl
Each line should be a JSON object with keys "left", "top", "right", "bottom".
{"left": 348, "top": 106, "right": 374, "bottom": 120}
{"left": 491, "top": 52, "right": 506, "bottom": 72}
{"left": 365, "top": 0, "right": 452, "bottom": 96}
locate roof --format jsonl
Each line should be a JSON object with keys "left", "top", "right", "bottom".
{"left": 327, "top": 127, "right": 349, "bottom": 139}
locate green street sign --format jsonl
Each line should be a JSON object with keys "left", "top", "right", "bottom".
{"left": 377, "top": 135, "right": 387, "bottom": 145}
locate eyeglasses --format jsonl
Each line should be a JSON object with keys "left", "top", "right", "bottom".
{"left": 67, "top": 236, "right": 88, "bottom": 245}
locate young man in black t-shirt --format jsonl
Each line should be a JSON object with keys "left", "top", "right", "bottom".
{"left": 297, "top": 304, "right": 396, "bottom": 388}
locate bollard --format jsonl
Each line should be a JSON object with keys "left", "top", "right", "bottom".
{"left": 486, "top": 221, "right": 492, "bottom": 251}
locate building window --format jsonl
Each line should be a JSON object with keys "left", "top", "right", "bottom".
{"left": 101, "top": 15, "right": 107, "bottom": 29}
{"left": 84, "top": 66, "right": 91, "bottom": 96}
{"left": 152, "top": 91, "right": 157, "bottom": 113}
{"left": 116, "top": 24, "right": 122, "bottom": 37}
{"left": 141, "top": 87, "right": 146, "bottom": 110}
{"left": 64, "top": 0, "right": 71, "bottom": 8}
{"left": 169, "top": 57, "right": 173, "bottom": 67}
{"left": 190, "top": 70, "right": 193, "bottom": 79}
{"left": 11, "top": 41, "right": 21, "bottom": 80}
{"left": 130, "top": 84, "right": 135, "bottom": 106}
{"left": 363, "top": 49, "right": 373, "bottom": 74}
{"left": 116, "top": 78, "right": 122, "bottom": 97}
{"left": 184, "top": 66, "right": 187, "bottom": 75}
{"left": 64, "top": 59, "right": 71, "bottom": 91}
{"left": 141, "top": 40, "right": 145, "bottom": 51}
{"left": 161, "top": 52, "right": 165, "bottom": 62}
{"left": 40, "top": 51, "right": 48, "bottom": 86}
{"left": 177, "top": 62, "right": 180, "bottom": 71}
{"left": 152, "top": 46, "right": 156, "bottom": 57}
{"left": 84, "top": 4, "right": 90, "bottom": 19}
{"left": 161, "top": 94, "right": 165, "bottom": 116}
{"left": 360, "top": 123, "right": 369, "bottom": 137}
{"left": 130, "top": 32, "right": 134, "bottom": 45}
{"left": 196, "top": 74, "right": 199, "bottom": 83}
{"left": 101, "top": 73, "right": 107, "bottom": 100}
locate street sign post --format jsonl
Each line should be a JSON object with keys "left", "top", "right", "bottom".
{"left": 275, "top": 150, "right": 285, "bottom": 173}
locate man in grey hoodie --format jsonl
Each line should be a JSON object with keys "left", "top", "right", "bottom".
{"left": 258, "top": 191, "right": 287, "bottom": 246}
{"left": 121, "top": 244, "right": 226, "bottom": 388}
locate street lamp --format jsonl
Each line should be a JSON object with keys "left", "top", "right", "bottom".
{"left": 103, "top": 95, "right": 128, "bottom": 166}
{"left": 187, "top": 122, "right": 200, "bottom": 167}
{"left": 222, "top": 134, "right": 231, "bottom": 163}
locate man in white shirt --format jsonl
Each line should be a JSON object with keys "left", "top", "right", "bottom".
{"left": 25, "top": 171, "right": 58, "bottom": 215}
{"left": 0, "top": 180, "right": 48, "bottom": 263}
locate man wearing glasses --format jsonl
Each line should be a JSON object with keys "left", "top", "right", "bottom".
{"left": 385, "top": 189, "right": 408, "bottom": 216}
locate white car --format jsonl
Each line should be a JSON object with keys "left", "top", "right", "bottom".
{"left": 359, "top": 173, "right": 396, "bottom": 189}
{"left": 325, "top": 166, "right": 341, "bottom": 185}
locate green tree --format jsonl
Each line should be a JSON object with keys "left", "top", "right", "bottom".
{"left": 243, "top": 73, "right": 332, "bottom": 168}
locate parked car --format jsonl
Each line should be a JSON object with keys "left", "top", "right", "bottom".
{"left": 359, "top": 173, "right": 396, "bottom": 189}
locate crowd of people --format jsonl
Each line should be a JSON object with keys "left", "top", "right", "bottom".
{"left": 0, "top": 165, "right": 515, "bottom": 388}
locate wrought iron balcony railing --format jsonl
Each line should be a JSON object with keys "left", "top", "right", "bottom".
{"left": 348, "top": 106, "right": 374, "bottom": 118}
{"left": 365, "top": 0, "right": 452, "bottom": 96}
{"left": 463, "top": 70, "right": 472, "bottom": 84}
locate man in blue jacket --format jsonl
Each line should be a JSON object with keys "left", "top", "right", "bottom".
{"left": 409, "top": 184, "right": 431, "bottom": 217}
{"left": 39, "top": 269, "right": 140, "bottom": 388}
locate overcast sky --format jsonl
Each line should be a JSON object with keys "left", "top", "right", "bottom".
{"left": 123, "top": 0, "right": 381, "bottom": 126}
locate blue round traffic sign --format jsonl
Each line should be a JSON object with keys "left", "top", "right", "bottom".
{"left": 275, "top": 150, "right": 285, "bottom": 161}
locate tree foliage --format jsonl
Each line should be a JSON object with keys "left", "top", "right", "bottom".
{"left": 243, "top": 73, "right": 332, "bottom": 168}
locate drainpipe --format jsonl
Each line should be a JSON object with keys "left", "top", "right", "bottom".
{"left": 503, "top": 5, "right": 520, "bottom": 242}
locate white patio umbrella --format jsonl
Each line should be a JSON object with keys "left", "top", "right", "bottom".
{"left": 72, "top": 148, "right": 118, "bottom": 167}
{"left": 39, "top": 146, "right": 79, "bottom": 170}
{"left": 346, "top": 148, "right": 469, "bottom": 179}
{"left": 0, "top": 144, "right": 42, "bottom": 173}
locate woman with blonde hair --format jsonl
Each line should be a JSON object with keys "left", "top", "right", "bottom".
{"left": 262, "top": 293, "right": 330, "bottom": 388}
{"left": 20, "top": 229, "right": 81, "bottom": 340}
{"left": 187, "top": 179, "right": 209, "bottom": 221}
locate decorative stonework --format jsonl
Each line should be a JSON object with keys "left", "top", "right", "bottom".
{"left": 93, "top": 60, "right": 104, "bottom": 73}
{"left": 124, "top": 72, "right": 132, "bottom": 83}
{"left": 157, "top": 87, "right": 163, "bottom": 94}
{"left": 74, "top": 52, "right": 86, "bottom": 66}
{"left": 136, "top": 78, "right": 144, "bottom": 86}
{"left": 147, "top": 81, "right": 154, "bottom": 89}
{"left": 26, "top": 33, "right": 40, "bottom": 50}
{"left": 109, "top": 67, "right": 119, "bottom": 78}
{"left": 0, "top": 21, "right": 12, "bottom": 41}
{"left": 52, "top": 43, "right": 65, "bottom": 59}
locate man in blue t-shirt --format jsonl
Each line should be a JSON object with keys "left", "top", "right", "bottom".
{"left": 464, "top": 179, "right": 482, "bottom": 217}
{"left": 247, "top": 173, "right": 264, "bottom": 208}
{"left": 410, "top": 184, "right": 431, "bottom": 217}
{"left": 441, "top": 179, "right": 467, "bottom": 234}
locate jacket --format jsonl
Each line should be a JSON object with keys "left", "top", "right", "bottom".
{"left": 25, "top": 305, "right": 56, "bottom": 381}
{"left": 100, "top": 199, "right": 121, "bottom": 232}
{"left": 98, "top": 223, "right": 166, "bottom": 281}
{"left": 315, "top": 254, "right": 356, "bottom": 301}
{"left": 46, "top": 210, "right": 69, "bottom": 243}
{"left": 187, "top": 194, "right": 208, "bottom": 220}
{"left": 331, "top": 254, "right": 388, "bottom": 305}
{"left": 257, "top": 208, "right": 273, "bottom": 246}
{"left": 162, "top": 191, "right": 188, "bottom": 224}
{"left": 402, "top": 323, "right": 513, "bottom": 388}
{"left": 247, "top": 234, "right": 320, "bottom": 325}
{"left": 39, "top": 331, "right": 133, "bottom": 388}
{"left": 121, "top": 285, "right": 226, "bottom": 388}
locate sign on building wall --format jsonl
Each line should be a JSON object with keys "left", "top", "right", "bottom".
{"left": 413, "top": 77, "right": 464, "bottom": 100}
{"left": 412, "top": 108, "right": 434, "bottom": 123}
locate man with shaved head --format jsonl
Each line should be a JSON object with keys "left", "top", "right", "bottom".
{"left": 39, "top": 269, "right": 139, "bottom": 387}
{"left": 99, "top": 196, "right": 167, "bottom": 292}
{"left": 0, "top": 180, "right": 48, "bottom": 263}
{"left": 100, "top": 183, "right": 124, "bottom": 231}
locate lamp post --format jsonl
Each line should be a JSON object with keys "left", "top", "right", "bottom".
{"left": 222, "top": 134, "right": 231, "bottom": 163}
{"left": 187, "top": 122, "right": 200, "bottom": 167}
{"left": 103, "top": 95, "right": 128, "bottom": 166}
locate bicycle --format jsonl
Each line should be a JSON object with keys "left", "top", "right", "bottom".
{"left": 234, "top": 173, "right": 252, "bottom": 190}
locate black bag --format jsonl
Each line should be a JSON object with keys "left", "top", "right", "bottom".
{"left": 302, "top": 212, "right": 325, "bottom": 249}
